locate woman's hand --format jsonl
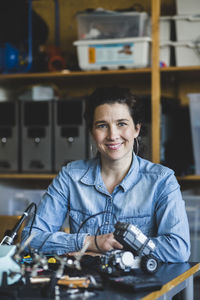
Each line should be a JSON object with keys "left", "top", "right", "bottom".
{"left": 84, "top": 233, "right": 123, "bottom": 253}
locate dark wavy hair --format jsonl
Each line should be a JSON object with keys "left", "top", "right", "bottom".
{"left": 84, "top": 86, "right": 144, "bottom": 132}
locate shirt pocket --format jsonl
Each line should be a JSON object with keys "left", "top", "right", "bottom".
{"left": 69, "top": 209, "right": 98, "bottom": 235}
{"left": 118, "top": 215, "right": 154, "bottom": 236}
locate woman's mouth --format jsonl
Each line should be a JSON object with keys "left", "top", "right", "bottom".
{"left": 106, "top": 143, "right": 122, "bottom": 150}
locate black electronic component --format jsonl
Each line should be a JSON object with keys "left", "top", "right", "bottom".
{"left": 108, "top": 274, "right": 162, "bottom": 292}
{"left": 114, "top": 221, "right": 156, "bottom": 256}
{"left": 20, "top": 100, "right": 53, "bottom": 173}
{"left": 53, "top": 99, "right": 87, "bottom": 171}
{"left": 0, "top": 102, "right": 19, "bottom": 172}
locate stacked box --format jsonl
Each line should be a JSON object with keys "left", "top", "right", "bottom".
{"left": 74, "top": 37, "right": 151, "bottom": 71}
{"left": 176, "top": 0, "right": 200, "bottom": 15}
{"left": 172, "top": 10, "right": 200, "bottom": 66}
{"left": 76, "top": 11, "right": 149, "bottom": 40}
{"left": 74, "top": 10, "right": 151, "bottom": 70}
{"left": 188, "top": 93, "right": 200, "bottom": 174}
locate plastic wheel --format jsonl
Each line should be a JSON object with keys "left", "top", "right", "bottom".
{"left": 141, "top": 255, "right": 159, "bottom": 274}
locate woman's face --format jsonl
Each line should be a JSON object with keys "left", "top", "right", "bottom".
{"left": 92, "top": 102, "right": 140, "bottom": 163}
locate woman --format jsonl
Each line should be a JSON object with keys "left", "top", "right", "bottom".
{"left": 21, "top": 87, "right": 190, "bottom": 262}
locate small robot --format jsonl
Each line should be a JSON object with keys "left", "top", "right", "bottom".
{"left": 100, "top": 221, "right": 159, "bottom": 275}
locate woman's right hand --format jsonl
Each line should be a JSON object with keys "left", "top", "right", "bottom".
{"left": 84, "top": 232, "right": 123, "bottom": 253}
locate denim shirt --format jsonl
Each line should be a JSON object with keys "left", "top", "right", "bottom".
{"left": 22, "top": 154, "right": 190, "bottom": 262}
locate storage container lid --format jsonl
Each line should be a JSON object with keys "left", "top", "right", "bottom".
{"left": 73, "top": 37, "right": 152, "bottom": 46}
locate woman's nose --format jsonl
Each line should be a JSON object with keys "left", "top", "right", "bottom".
{"left": 107, "top": 126, "right": 119, "bottom": 140}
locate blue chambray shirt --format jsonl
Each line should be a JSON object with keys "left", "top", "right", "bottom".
{"left": 22, "top": 154, "right": 190, "bottom": 262}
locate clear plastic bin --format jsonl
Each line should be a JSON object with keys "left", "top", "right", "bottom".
{"left": 76, "top": 10, "right": 149, "bottom": 40}
{"left": 73, "top": 37, "right": 151, "bottom": 71}
{"left": 188, "top": 94, "right": 200, "bottom": 174}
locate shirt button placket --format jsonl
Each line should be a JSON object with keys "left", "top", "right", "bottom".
{"left": 102, "top": 196, "right": 113, "bottom": 234}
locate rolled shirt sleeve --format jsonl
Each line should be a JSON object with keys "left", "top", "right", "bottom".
{"left": 21, "top": 166, "right": 89, "bottom": 255}
{"left": 152, "top": 173, "right": 190, "bottom": 262}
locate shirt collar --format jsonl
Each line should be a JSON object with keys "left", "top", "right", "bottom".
{"left": 80, "top": 153, "right": 140, "bottom": 192}
{"left": 119, "top": 153, "right": 140, "bottom": 191}
{"left": 80, "top": 158, "right": 101, "bottom": 186}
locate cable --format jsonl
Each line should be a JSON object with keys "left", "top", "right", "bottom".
{"left": 37, "top": 233, "right": 53, "bottom": 253}
{"left": 27, "top": 203, "right": 37, "bottom": 238}
{"left": 75, "top": 210, "right": 118, "bottom": 252}
{"left": 75, "top": 211, "right": 106, "bottom": 250}
{"left": 23, "top": 202, "right": 37, "bottom": 252}
{"left": 1, "top": 202, "right": 37, "bottom": 246}
{"left": 94, "top": 219, "right": 118, "bottom": 254}
{"left": 26, "top": 209, "right": 118, "bottom": 254}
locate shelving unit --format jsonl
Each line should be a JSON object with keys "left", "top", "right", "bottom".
{"left": 0, "top": 0, "right": 200, "bottom": 183}
{"left": 0, "top": 173, "right": 56, "bottom": 180}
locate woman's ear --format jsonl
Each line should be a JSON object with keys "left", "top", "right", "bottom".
{"left": 135, "top": 123, "right": 141, "bottom": 136}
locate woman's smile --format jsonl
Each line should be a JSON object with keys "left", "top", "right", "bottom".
{"left": 106, "top": 142, "right": 122, "bottom": 150}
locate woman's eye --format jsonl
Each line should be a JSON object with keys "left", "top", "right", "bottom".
{"left": 118, "top": 122, "right": 127, "bottom": 127}
{"left": 96, "top": 124, "right": 107, "bottom": 128}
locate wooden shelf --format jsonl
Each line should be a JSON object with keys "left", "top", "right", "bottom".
{"left": 160, "top": 66, "right": 200, "bottom": 72}
{"left": 0, "top": 174, "right": 56, "bottom": 180}
{"left": 0, "top": 68, "right": 152, "bottom": 81}
{"left": 0, "top": 66, "right": 199, "bottom": 81}
{"left": 177, "top": 175, "right": 200, "bottom": 181}
{"left": 0, "top": 174, "right": 199, "bottom": 181}
{"left": 161, "top": 66, "right": 200, "bottom": 80}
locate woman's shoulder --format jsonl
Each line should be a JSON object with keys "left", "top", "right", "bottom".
{"left": 60, "top": 158, "right": 98, "bottom": 178}
{"left": 137, "top": 156, "right": 174, "bottom": 178}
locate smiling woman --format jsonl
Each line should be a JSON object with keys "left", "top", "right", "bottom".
{"left": 21, "top": 87, "right": 191, "bottom": 263}
{"left": 84, "top": 88, "right": 141, "bottom": 194}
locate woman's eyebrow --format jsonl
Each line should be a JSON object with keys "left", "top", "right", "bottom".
{"left": 117, "top": 119, "right": 129, "bottom": 122}
{"left": 95, "top": 118, "right": 129, "bottom": 124}
{"left": 94, "top": 120, "right": 106, "bottom": 125}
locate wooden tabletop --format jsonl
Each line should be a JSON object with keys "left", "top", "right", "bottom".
{"left": 142, "top": 262, "right": 200, "bottom": 300}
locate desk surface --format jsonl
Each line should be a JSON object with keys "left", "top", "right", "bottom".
{"left": 94, "top": 262, "right": 200, "bottom": 300}
{"left": 142, "top": 262, "right": 200, "bottom": 300}
{"left": 1, "top": 262, "right": 200, "bottom": 300}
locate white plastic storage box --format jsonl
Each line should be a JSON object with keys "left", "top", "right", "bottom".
{"left": 188, "top": 93, "right": 200, "bottom": 174}
{"left": 174, "top": 41, "right": 200, "bottom": 66}
{"left": 160, "top": 16, "right": 172, "bottom": 41}
{"left": 76, "top": 11, "right": 150, "bottom": 40}
{"left": 173, "top": 15, "right": 200, "bottom": 42}
{"left": 73, "top": 37, "right": 151, "bottom": 71}
{"left": 160, "top": 42, "right": 172, "bottom": 66}
{"left": 176, "top": 0, "right": 200, "bottom": 15}
{"left": 182, "top": 189, "right": 200, "bottom": 261}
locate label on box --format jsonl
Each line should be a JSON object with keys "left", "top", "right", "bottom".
{"left": 88, "top": 43, "right": 134, "bottom": 65}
